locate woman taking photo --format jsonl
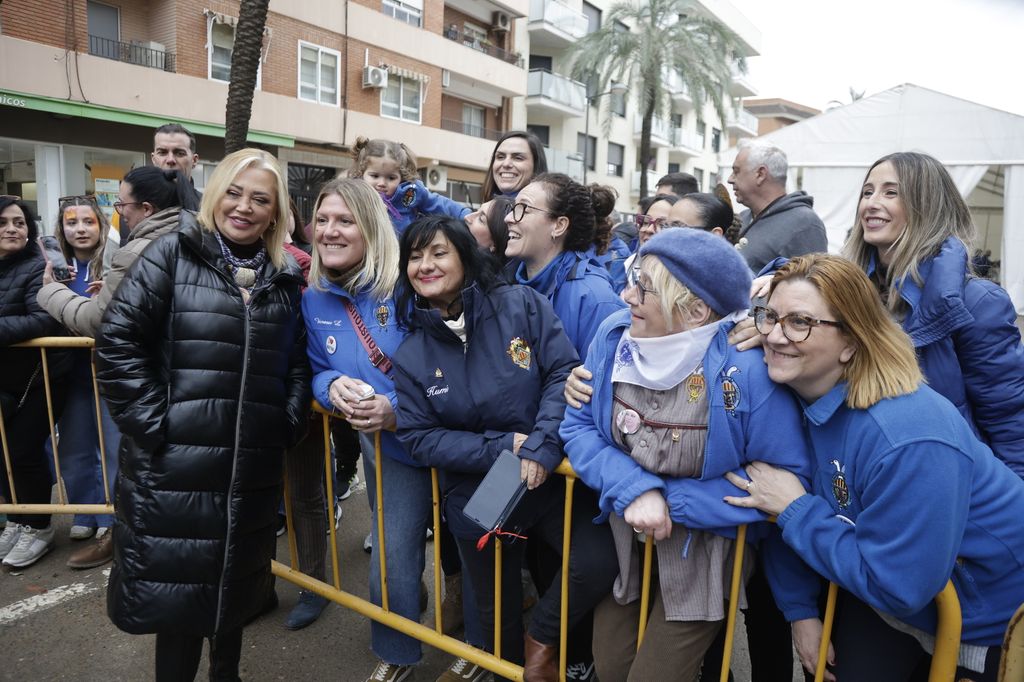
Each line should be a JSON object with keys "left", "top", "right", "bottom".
{"left": 559, "top": 228, "right": 811, "bottom": 681}
{"left": 301, "top": 178, "right": 431, "bottom": 682}
{"left": 481, "top": 130, "right": 548, "bottom": 201}
{"left": 506, "top": 173, "right": 625, "bottom": 359}
{"left": 393, "top": 215, "right": 616, "bottom": 680}
{"left": 727, "top": 253, "right": 1024, "bottom": 682}
{"left": 0, "top": 196, "right": 71, "bottom": 570}
{"left": 96, "top": 149, "right": 309, "bottom": 681}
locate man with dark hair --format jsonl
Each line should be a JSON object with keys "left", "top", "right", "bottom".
{"left": 655, "top": 171, "right": 699, "bottom": 197}
{"left": 152, "top": 123, "right": 199, "bottom": 180}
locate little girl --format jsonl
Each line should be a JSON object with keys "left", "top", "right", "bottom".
{"left": 348, "top": 136, "right": 469, "bottom": 233}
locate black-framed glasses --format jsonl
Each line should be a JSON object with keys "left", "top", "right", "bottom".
{"left": 505, "top": 202, "right": 557, "bottom": 223}
{"left": 113, "top": 201, "right": 141, "bottom": 215}
{"left": 626, "top": 265, "right": 658, "bottom": 304}
{"left": 59, "top": 194, "right": 99, "bottom": 206}
{"left": 754, "top": 306, "right": 843, "bottom": 342}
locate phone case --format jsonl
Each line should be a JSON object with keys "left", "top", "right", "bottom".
{"left": 463, "top": 449, "right": 528, "bottom": 534}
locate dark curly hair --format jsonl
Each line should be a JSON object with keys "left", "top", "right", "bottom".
{"left": 532, "top": 173, "right": 617, "bottom": 256}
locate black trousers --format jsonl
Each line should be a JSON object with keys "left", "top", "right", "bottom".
{"left": 453, "top": 484, "right": 616, "bottom": 664}
{"left": 154, "top": 628, "right": 243, "bottom": 682}
{"left": 1, "top": 382, "right": 68, "bottom": 528}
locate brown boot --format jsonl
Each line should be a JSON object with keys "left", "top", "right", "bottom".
{"left": 523, "top": 632, "right": 558, "bottom": 682}
{"left": 67, "top": 529, "right": 113, "bottom": 569}
{"left": 441, "top": 573, "right": 464, "bottom": 635}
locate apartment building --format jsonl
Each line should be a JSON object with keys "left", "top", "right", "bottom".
{"left": 520, "top": 0, "right": 761, "bottom": 212}
{"left": 0, "top": 0, "right": 527, "bottom": 228}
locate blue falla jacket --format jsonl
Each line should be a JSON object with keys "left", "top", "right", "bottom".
{"left": 770, "top": 381, "right": 1024, "bottom": 646}
{"left": 873, "top": 237, "right": 1024, "bottom": 479}
{"left": 559, "top": 309, "right": 813, "bottom": 537}
{"left": 384, "top": 179, "right": 470, "bottom": 234}
{"left": 515, "top": 250, "right": 626, "bottom": 361}
{"left": 302, "top": 280, "right": 413, "bottom": 466}
{"left": 392, "top": 284, "right": 579, "bottom": 535}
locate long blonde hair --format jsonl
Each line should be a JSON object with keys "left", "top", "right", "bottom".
{"left": 770, "top": 254, "right": 922, "bottom": 409}
{"left": 197, "top": 148, "right": 289, "bottom": 268}
{"left": 308, "top": 178, "right": 399, "bottom": 301}
{"left": 841, "top": 152, "right": 976, "bottom": 315}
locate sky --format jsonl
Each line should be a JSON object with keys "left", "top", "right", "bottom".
{"left": 726, "top": 0, "right": 1024, "bottom": 117}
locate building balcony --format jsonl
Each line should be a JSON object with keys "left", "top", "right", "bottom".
{"left": 88, "top": 35, "right": 175, "bottom": 72}
{"left": 729, "top": 64, "right": 757, "bottom": 97}
{"left": 443, "top": 25, "right": 524, "bottom": 67}
{"left": 670, "top": 128, "right": 705, "bottom": 156}
{"left": 440, "top": 118, "right": 503, "bottom": 142}
{"left": 725, "top": 108, "right": 758, "bottom": 137}
{"left": 544, "top": 146, "right": 584, "bottom": 183}
{"left": 633, "top": 116, "right": 673, "bottom": 148}
{"left": 663, "top": 69, "right": 693, "bottom": 108}
{"left": 630, "top": 169, "right": 661, "bottom": 196}
{"left": 526, "top": 69, "right": 586, "bottom": 117}
{"left": 528, "top": 0, "right": 588, "bottom": 50}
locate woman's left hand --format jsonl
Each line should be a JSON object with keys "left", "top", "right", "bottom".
{"left": 346, "top": 395, "right": 397, "bottom": 433}
{"left": 85, "top": 280, "right": 103, "bottom": 296}
{"left": 520, "top": 458, "right": 549, "bottom": 490}
{"left": 624, "top": 489, "right": 672, "bottom": 541}
{"left": 723, "top": 461, "right": 807, "bottom": 516}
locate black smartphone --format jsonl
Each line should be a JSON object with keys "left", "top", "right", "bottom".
{"left": 39, "top": 235, "right": 73, "bottom": 283}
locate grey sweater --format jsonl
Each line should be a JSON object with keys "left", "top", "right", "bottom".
{"left": 737, "top": 191, "right": 827, "bottom": 273}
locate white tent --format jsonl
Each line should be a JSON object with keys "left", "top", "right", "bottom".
{"left": 727, "top": 84, "right": 1024, "bottom": 314}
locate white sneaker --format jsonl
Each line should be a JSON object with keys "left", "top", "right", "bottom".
{"left": 0, "top": 523, "right": 23, "bottom": 560}
{"left": 327, "top": 501, "right": 343, "bottom": 535}
{"left": 2, "top": 525, "right": 55, "bottom": 568}
{"left": 95, "top": 526, "right": 110, "bottom": 540}
{"left": 69, "top": 525, "right": 95, "bottom": 541}
{"left": 366, "top": 661, "right": 412, "bottom": 682}
{"left": 436, "top": 657, "right": 492, "bottom": 682}
{"left": 338, "top": 473, "right": 359, "bottom": 501}
{"left": 363, "top": 532, "right": 373, "bottom": 554}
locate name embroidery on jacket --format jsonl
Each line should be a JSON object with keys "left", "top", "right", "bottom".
{"left": 426, "top": 384, "right": 449, "bottom": 397}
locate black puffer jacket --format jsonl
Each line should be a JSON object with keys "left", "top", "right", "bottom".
{"left": 96, "top": 217, "right": 310, "bottom": 636}
{"left": 0, "top": 242, "right": 71, "bottom": 407}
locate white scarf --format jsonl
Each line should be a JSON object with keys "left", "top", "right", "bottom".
{"left": 611, "top": 310, "right": 747, "bottom": 390}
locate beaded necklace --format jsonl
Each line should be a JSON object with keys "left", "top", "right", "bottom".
{"left": 214, "top": 230, "right": 267, "bottom": 290}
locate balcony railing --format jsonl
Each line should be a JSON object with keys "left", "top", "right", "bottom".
{"left": 527, "top": 69, "right": 586, "bottom": 114}
{"left": 443, "top": 26, "right": 523, "bottom": 68}
{"left": 440, "top": 118, "right": 503, "bottom": 142}
{"left": 544, "top": 146, "right": 584, "bottom": 183}
{"left": 672, "top": 127, "right": 705, "bottom": 152}
{"left": 88, "top": 35, "right": 175, "bottom": 72}
{"left": 633, "top": 115, "right": 673, "bottom": 144}
{"left": 726, "top": 108, "right": 759, "bottom": 133}
{"left": 529, "top": 0, "right": 588, "bottom": 40}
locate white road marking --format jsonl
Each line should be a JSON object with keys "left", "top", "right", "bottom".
{"left": 0, "top": 568, "right": 110, "bottom": 625}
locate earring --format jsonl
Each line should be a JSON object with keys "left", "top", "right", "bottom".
{"left": 550, "top": 233, "right": 557, "bottom": 242}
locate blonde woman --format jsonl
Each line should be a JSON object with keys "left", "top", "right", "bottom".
{"left": 96, "top": 148, "right": 309, "bottom": 680}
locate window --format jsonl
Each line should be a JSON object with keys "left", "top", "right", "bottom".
{"left": 447, "top": 180, "right": 481, "bottom": 207}
{"left": 209, "top": 22, "right": 234, "bottom": 82}
{"left": 528, "top": 124, "right": 550, "bottom": 146}
{"left": 529, "top": 55, "right": 553, "bottom": 72}
{"left": 711, "top": 127, "right": 722, "bottom": 153}
{"left": 614, "top": 20, "right": 629, "bottom": 33}
{"left": 582, "top": 2, "right": 601, "bottom": 33}
{"left": 577, "top": 133, "right": 596, "bottom": 171}
{"left": 463, "top": 22, "right": 488, "bottom": 46}
{"left": 462, "top": 104, "right": 485, "bottom": 137}
{"left": 694, "top": 167, "right": 704, "bottom": 190}
{"left": 87, "top": 1, "right": 119, "bottom": 59}
{"left": 668, "top": 162, "right": 680, "bottom": 173}
{"left": 696, "top": 119, "right": 706, "bottom": 147}
{"left": 382, "top": 0, "right": 422, "bottom": 28}
{"left": 610, "top": 90, "right": 626, "bottom": 117}
{"left": 381, "top": 75, "right": 422, "bottom": 123}
{"left": 607, "top": 142, "right": 624, "bottom": 177}
{"left": 585, "top": 73, "right": 599, "bottom": 107}
{"left": 298, "top": 42, "right": 340, "bottom": 106}
{"left": 710, "top": 171, "right": 719, "bottom": 188}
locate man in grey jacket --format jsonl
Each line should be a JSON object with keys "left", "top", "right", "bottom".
{"left": 728, "top": 139, "right": 827, "bottom": 273}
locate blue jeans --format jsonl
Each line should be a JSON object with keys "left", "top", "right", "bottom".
{"left": 52, "top": 359, "right": 120, "bottom": 528}
{"left": 361, "top": 434, "right": 432, "bottom": 665}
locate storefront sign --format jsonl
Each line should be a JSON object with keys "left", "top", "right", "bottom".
{"left": 0, "top": 92, "right": 28, "bottom": 107}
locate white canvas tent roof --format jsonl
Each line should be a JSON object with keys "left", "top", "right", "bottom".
{"left": 727, "top": 83, "right": 1024, "bottom": 313}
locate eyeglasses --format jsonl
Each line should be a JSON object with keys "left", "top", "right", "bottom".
{"left": 59, "top": 194, "right": 99, "bottom": 206}
{"left": 753, "top": 306, "right": 844, "bottom": 343}
{"left": 626, "top": 265, "right": 658, "bottom": 304}
{"left": 505, "top": 202, "right": 557, "bottom": 223}
{"left": 634, "top": 214, "right": 669, "bottom": 229}
{"left": 113, "top": 201, "right": 141, "bottom": 215}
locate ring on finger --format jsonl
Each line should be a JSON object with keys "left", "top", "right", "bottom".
{"left": 746, "top": 480, "right": 754, "bottom": 491}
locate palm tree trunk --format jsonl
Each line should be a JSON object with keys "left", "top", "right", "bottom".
{"left": 639, "top": 96, "right": 657, "bottom": 199}
{"left": 224, "top": 0, "right": 270, "bottom": 153}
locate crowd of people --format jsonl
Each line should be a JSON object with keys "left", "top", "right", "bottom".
{"left": 1, "top": 123, "right": 1023, "bottom": 682}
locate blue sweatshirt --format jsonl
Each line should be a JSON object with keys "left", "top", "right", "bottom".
{"left": 302, "top": 280, "right": 412, "bottom": 465}
{"left": 769, "top": 381, "right": 1024, "bottom": 646}
{"left": 384, "top": 179, "right": 470, "bottom": 234}
{"left": 560, "top": 309, "right": 813, "bottom": 536}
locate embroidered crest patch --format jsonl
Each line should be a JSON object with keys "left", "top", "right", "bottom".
{"left": 830, "top": 459, "right": 850, "bottom": 509}
{"left": 375, "top": 305, "right": 390, "bottom": 327}
{"left": 507, "top": 337, "right": 532, "bottom": 370}
{"left": 685, "top": 369, "right": 705, "bottom": 403}
{"left": 401, "top": 186, "right": 417, "bottom": 207}
{"left": 722, "top": 366, "right": 741, "bottom": 415}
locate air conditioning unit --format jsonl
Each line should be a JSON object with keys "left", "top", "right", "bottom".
{"left": 492, "top": 11, "right": 511, "bottom": 32}
{"left": 426, "top": 166, "right": 448, "bottom": 192}
{"left": 441, "top": 69, "right": 451, "bottom": 88}
{"left": 362, "top": 65, "right": 389, "bottom": 89}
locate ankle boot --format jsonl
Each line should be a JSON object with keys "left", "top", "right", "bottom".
{"left": 441, "top": 573, "right": 463, "bottom": 634}
{"left": 523, "top": 631, "right": 558, "bottom": 682}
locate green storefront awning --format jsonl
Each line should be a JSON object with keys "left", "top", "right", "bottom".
{"left": 0, "top": 90, "right": 295, "bottom": 148}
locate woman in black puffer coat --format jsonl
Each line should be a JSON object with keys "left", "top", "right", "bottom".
{"left": 96, "top": 149, "right": 310, "bottom": 682}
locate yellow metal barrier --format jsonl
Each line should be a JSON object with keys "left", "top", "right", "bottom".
{"left": 1000, "top": 602, "right": 1024, "bottom": 682}
{"left": 1, "top": 338, "right": 966, "bottom": 681}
